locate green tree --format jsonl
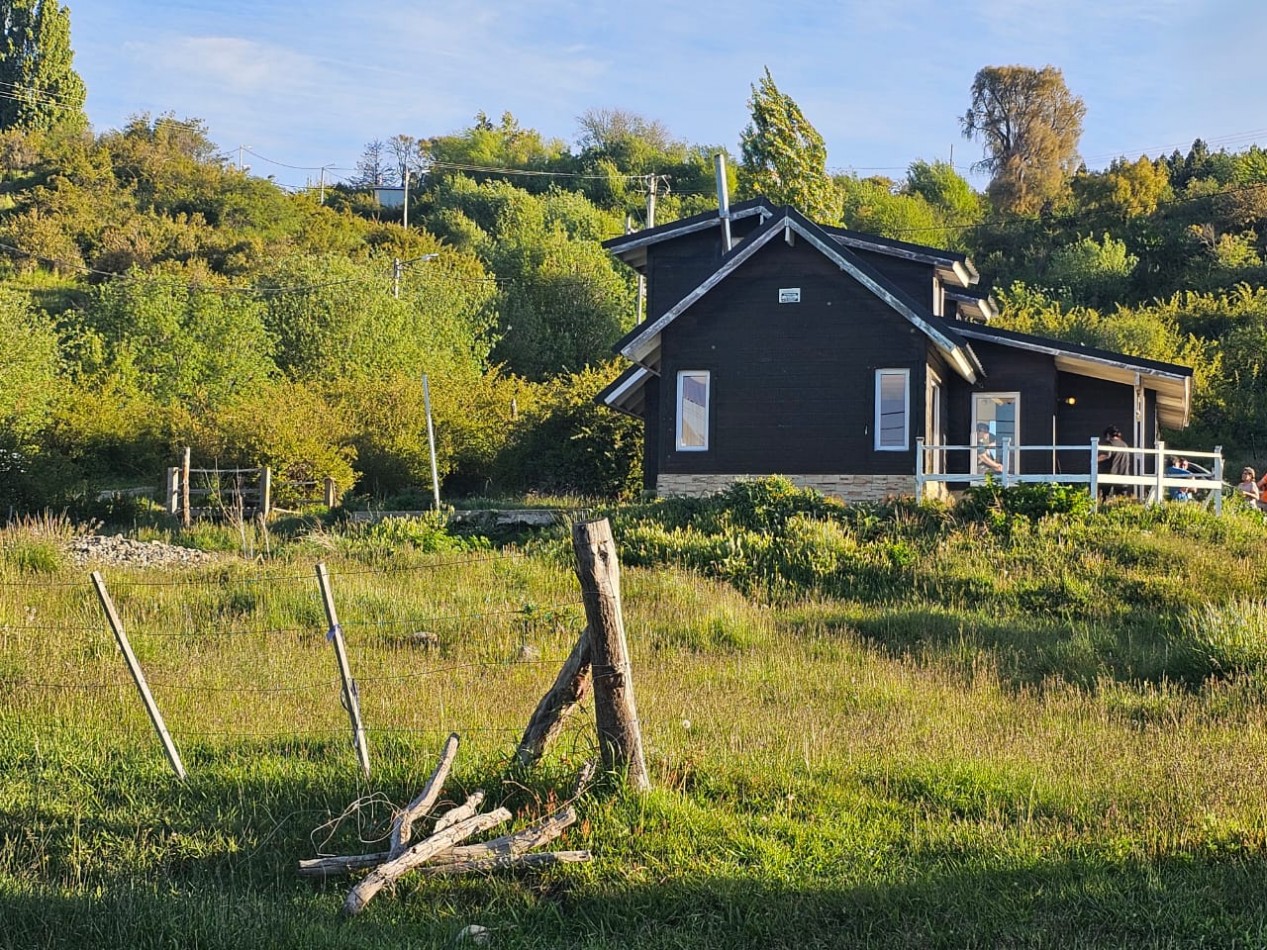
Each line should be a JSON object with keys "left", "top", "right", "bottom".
{"left": 0, "top": 285, "right": 59, "bottom": 440}
{"left": 0, "top": 0, "right": 86, "bottom": 133}
{"left": 905, "top": 159, "right": 983, "bottom": 226}
{"left": 1044, "top": 233, "right": 1138, "bottom": 307}
{"left": 78, "top": 274, "right": 276, "bottom": 410}
{"left": 836, "top": 174, "right": 942, "bottom": 241}
{"left": 739, "top": 67, "right": 839, "bottom": 221}
{"left": 961, "top": 65, "right": 1085, "bottom": 215}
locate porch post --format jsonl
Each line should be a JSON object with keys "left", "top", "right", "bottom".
{"left": 1089, "top": 438, "right": 1100, "bottom": 510}
{"left": 1214, "top": 446, "right": 1223, "bottom": 516}
{"left": 1153, "top": 440, "right": 1166, "bottom": 506}
{"left": 1000, "top": 438, "right": 1011, "bottom": 488}
{"left": 915, "top": 436, "right": 925, "bottom": 502}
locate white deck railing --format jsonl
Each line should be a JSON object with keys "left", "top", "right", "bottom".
{"left": 914, "top": 437, "right": 1226, "bottom": 514}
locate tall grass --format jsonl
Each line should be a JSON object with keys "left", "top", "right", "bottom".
{"left": 4, "top": 491, "right": 1267, "bottom": 947}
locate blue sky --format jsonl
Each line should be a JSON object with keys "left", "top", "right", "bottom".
{"left": 72, "top": 1, "right": 1267, "bottom": 193}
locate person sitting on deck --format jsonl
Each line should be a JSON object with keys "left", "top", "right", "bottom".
{"left": 975, "top": 422, "right": 1004, "bottom": 475}
{"left": 1165, "top": 456, "right": 1193, "bottom": 502}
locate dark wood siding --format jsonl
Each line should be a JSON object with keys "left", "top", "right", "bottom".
{"left": 645, "top": 217, "right": 766, "bottom": 323}
{"left": 943, "top": 340, "right": 1057, "bottom": 475}
{"left": 656, "top": 238, "right": 926, "bottom": 475}
{"left": 851, "top": 250, "right": 934, "bottom": 312}
{"left": 642, "top": 382, "right": 659, "bottom": 491}
{"left": 1054, "top": 373, "right": 1137, "bottom": 475}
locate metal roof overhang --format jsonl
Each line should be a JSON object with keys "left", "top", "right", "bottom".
{"left": 1054, "top": 354, "right": 1191, "bottom": 429}
{"left": 600, "top": 365, "right": 651, "bottom": 418}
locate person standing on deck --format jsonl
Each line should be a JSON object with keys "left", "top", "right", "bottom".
{"left": 1097, "top": 425, "right": 1131, "bottom": 497}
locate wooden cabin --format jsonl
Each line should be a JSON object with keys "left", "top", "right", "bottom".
{"left": 598, "top": 199, "right": 1194, "bottom": 502}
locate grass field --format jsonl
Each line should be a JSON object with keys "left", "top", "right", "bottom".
{"left": 3, "top": 493, "right": 1267, "bottom": 948}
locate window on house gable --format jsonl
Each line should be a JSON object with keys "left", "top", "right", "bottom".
{"left": 874, "top": 368, "right": 909, "bottom": 451}
{"left": 676, "top": 371, "right": 710, "bottom": 451}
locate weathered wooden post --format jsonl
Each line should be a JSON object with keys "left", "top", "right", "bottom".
{"left": 315, "top": 563, "right": 371, "bottom": 780}
{"left": 165, "top": 467, "right": 180, "bottom": 517}
{"left": 259, "top": 466, "right": 272, "bottom": 518}
{"left": 571, "top": 519, "right": 649, "bottom": 790}
{"left": 516, "top": 628, "right": 593, "bottom": 766}
{"left": 914, "top": 436, "right": 925, "bottom": 502}
{"left": 91, "top": 571, "right": 186, "bottom": 781}
{"left": 323, "top": 476, "right": 337, "bottom": 509}
{"left": 181, "top": 446, "right": 192, "bottom": 528}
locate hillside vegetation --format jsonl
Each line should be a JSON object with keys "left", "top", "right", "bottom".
{"left": 3, "top": 78, "right": 1267, "bottom": 509}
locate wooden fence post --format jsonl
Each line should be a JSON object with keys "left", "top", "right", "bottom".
{"left": 315, "top": 563, "right": 371, "bottom": 780}
{"left": 571, "top": 519, "right": 649, "bottom": 790}
{"left": 181, "top": 447, "right": 191, "bottom": 528}
{"left": 165, "top": 467, "right": 180, "bottom": 517}
{"left": 323, "top": 477, "right": 337, "bottom": 509}
{"left": 90, "top": 571, "right": 186, "bottom": 781}
{"left": 516, "top": 627, "right": 593, "bottom": 767}
{"left": 259, "top": 466, "right": 272, "bottom": 518}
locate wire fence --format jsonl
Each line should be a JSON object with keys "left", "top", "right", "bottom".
{"left": 0, "top": 549, "right": 603, "bottom": 778}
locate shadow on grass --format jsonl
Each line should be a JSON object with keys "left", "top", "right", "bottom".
{"left": 795, "top": 605, "right": 1212, "bottom": 690}
{"left": 5, "top": 847, "right": 1267, "bottom": 949}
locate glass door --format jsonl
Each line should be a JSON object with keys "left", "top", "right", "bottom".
{"left": 972, "top": 393, "right": 1019, "bottom": 475}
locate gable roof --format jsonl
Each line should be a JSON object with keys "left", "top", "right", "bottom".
{"left": 602, "top": 198, "right": 775, "bottom": 273}
{"left": 603, "top": 199, "right": 982, "bottom": 289}
{"left": 819, "top": 225, "right": 978, "bottom": 288}
{"left": 956, "top": 322, "right": 1193, "bottom": 428}
{"left": 612, "top": 205, "right": 982, "bottom": 385}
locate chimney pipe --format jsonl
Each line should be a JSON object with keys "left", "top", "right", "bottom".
{"left": 714, "top": 153, "right": 732, "bottom": 253}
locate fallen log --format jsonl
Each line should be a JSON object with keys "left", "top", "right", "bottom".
{"left": 389, "top": 732, "right": 459, "bottom": 857}
{"left": 344, "top": 808, "right": 512, "bottom": 916}
{"left": 434, "top": 790, "right": 485, "bottom": 834}
{"left": 417, "top": 849, "right": 592, "bottom": 876}
{"left": 298, "top": 805, "right": 580, "bottom": 879}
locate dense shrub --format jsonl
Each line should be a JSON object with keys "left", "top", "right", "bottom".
{"left": 492, "top": 363, "right": 642, "bottom": 499}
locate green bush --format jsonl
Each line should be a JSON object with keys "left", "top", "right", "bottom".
{"left": 957, "top": 479, "right": 1094, "bottom": 532}
{"left": 492, "top": 363, "right": 642, "bottom": 499}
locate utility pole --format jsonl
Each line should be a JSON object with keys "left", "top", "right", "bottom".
{"left": 393, "top": 258, "right": 402, "bottom": 299}
{"left": 237, "top": 145, "right": 250, "bottom": 172}
{"left": 319, "top": 164, "right": 332, "bottom": 205}
{"left": 636, "top": 174, "right": 661, "bottom": 324}
{"left": 402, "top": 169, "right": 410, "bottom": 229}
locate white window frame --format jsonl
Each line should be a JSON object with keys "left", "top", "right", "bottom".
{"left": 874, "top": 368, "right": 910, "bottom": 452}
{"left": 971, "top": 391, "right": 1021, "bottom": 475}
{"left": 675, "top": 370, "right": 710, "bottom": 451}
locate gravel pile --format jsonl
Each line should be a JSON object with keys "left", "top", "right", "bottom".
{"left": 67, "top": 534, "right": 219, "bottom": 569}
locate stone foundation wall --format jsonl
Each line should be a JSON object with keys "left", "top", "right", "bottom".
{"left": 656, "top": 473, "right": 916, "bottom": 503}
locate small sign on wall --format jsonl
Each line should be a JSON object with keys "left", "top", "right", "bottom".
{"left": 778, "top": 287, "right": 801, "bottom": 304}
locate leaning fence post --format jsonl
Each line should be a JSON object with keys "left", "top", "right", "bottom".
{"left": 571, "top": 518, "right": 649, "bottom": 790}
{"left": 90, "top": 571, "right": 186, "bottom": 781}
{"left": 315, "top": 563, "right": 371, "bottom": 780}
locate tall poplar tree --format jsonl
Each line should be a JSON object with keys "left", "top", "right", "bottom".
{"left": 0, "top": 0, "right": 87, "bottom": 133}
{"left": 739, "top": 67, "right": 839, "bottom": 222}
